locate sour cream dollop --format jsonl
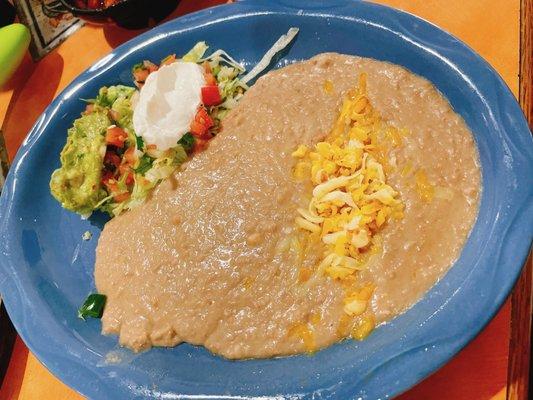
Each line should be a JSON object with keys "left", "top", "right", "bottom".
{"left": 133, "top": 62, "right": 205, "bottom": 151}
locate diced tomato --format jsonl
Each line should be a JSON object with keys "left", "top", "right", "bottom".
{"left": 146, "top": 144, "right": 157, "bottom": 150}
{"left": 123, "top": 146, "right": 137, "bottom": 166}
{"left": 143, "top": 60, "right": 159, "bottom": 73}
{"left": 197, "top": 107, "right": 214, "bottom": 129}
{"left": 104, "top": 151, "right": 121, "bottom": 169}
{"left": 125, "top": 173, "right": 134, "bottom": 186}
{"left": 102, "top": 177, "right": 119, "bottom": 192}
{"left": 201, "top": 85, "right": 222, "bottom": 106}
{"left": 84, "top": 104, "right": 95, "bottom": 114}
{"left": 118, "top": 164, "right": 130, "bottom": 175}
{"left": 113, "top": 192, "right": 131, "bottom": 203}
{"left": 160, "top": 54, "right": 177, "bottom": 66}
{"left": 193, "top": 138, "right": 209, "bottom": 153}
{"left": 102, "top": 177, "right": 130, "bottom": 202}
{"left": 105, "top": 126, "right": 127, "bottom": 148}
{"left": 119, "top": 164, "right": 134, "bottom": 185}
{"left": 190, "top": 107, "right": 214, "bottom": 138}
{"left": 101, "top": 170, "right": 114, "bottom": 183}
{"left": 202, "top": 62, "right": 217, "bottom": 86}
{"left": 190, "top": 121, "right": 206, "bottom": 138}
{"left": 204, "top": 73, "right": 217, "bottom": 86}
{"left": 133, "top": 68, "right": 149, "bottom": 83}
{"left": 132, "top": 61, "right": 158, "bottom": 88}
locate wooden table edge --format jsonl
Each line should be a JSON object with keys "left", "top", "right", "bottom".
{"left": 506, "top": 1, "right": 533, "bottom": 399}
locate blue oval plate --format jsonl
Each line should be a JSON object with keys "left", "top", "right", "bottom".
{"left": 1, "top": 1, "right": 532, "bottom": 399}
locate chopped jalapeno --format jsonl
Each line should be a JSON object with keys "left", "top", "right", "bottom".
{"left": 78, "top": 293, "right": 106, "bottom": 320}
{"left": 178, "top": 132, "right": 196, "bottom": 153}
{"left": 135, "top": 135, "right": 144, "bottom": 150}
{"left": 135, "top": 154, "right": 154, "bottom": 174}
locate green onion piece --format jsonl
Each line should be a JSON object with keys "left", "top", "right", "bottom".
{"left": 135, "top": 154, "right": 154, "bottom": 174}
{"left": 78, "top": 293, "right": 107, "bottom": 320}
{"left": 135, "top": 135, "right": 144, "bottom": 150}
{"left": 178, "top": 133, "right": 195, "bottom": 153}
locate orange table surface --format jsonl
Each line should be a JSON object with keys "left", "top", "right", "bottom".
{"left": 0, "top": 0, "right": 520, "bottom": 399}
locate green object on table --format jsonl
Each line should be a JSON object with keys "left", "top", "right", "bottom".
{"left": 0, "top": 23, "right": 31, "bottom": 87}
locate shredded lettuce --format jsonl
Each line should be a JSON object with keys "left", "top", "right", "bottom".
{"left": 102, "top": 176, "right": 155, "bottom": 217}
{"left": 217, "top": 65, "right": 239, "bottom": 81}
{"left": 241, "top": 27, "right": 299, "bottom": 84}
{"left": 145, "top": 146, "right": 187, "bottom": 183}
{"left": 182, "top": 41, "right": 209, "bottom": 62}
{"left": 119, "top": 178, "right": 154, "bottom": 213}
{"left": 202, "top": 49, "right": 245, "bottom": 73}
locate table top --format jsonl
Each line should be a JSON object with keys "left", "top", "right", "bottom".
{"left": 0, "top": 0, "right": 525, "bottom": 399}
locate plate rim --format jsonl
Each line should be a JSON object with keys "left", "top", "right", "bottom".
{"left": 1, "top": 0, "right": 532, "bottom": 399}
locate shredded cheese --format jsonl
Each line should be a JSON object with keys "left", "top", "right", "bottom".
{"left": 288, "top": 322, "right": 316, "bottom": 352}
{"left": 292, "top": 74, "right": 405, "bottom": 285}
{"left": 352, "top": 314, "right": 376, "bottom": 340}
{"left": 415, "top": 169, "right": 435, "bottom": 203}
{"left": 289, "top": 74, "right": 409, "bottom": 341}
{"left": 323, "top": 80, "right": 334, "bottom": 94}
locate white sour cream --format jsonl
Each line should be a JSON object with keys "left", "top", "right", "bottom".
{"left": 133, "top": 62, "right": 205, "bottom": 151}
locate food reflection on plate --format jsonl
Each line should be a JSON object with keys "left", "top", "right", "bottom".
{"left": 50, "top": 30, "right": 480, "bottom": 359}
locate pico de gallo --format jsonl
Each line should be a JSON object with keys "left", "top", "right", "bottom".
{"left": 51, "top": 29, "right": 299, "bottom": 219}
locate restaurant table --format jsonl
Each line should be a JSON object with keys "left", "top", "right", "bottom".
{"left": 0, "top": 0, "right": 530, "bottom": 399}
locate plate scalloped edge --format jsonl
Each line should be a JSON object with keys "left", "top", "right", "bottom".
{"left": 0, "top": 1, "right": 532, "bottom": 399}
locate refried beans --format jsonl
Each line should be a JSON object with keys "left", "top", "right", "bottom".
{"left": 95, "top": 53, "right": 480, "bottom": 359}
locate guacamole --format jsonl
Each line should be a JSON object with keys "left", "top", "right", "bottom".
{"left": 50, "top": 111, "right": 110, "bottom": 215}
{"left": 95, "top": 85, "right": 137, "bottom": 145}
